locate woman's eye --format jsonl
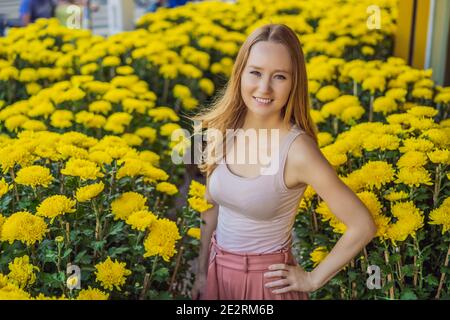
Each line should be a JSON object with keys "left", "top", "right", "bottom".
{"left": 275, "top": 75, "right": 286, "bottom": 80}
{"left": 250, "top": 71, "right": 260, "bottom": 76}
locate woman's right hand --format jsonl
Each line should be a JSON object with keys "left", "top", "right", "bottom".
{"left": 191, "top": 273, "right": 207, "bottom": 300}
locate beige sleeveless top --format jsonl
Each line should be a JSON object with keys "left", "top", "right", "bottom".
{"left": 208, "top": 124, "right": 308, "bottom": 253}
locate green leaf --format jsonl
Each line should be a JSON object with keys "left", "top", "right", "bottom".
{"left": 347, "top": 271, "right": 358, "bottom": 282}
{"left": 43, "top": 251, "right": 58, "bottom": 264}
{"left": 389, "top": 253, "right": 400, "bottom": 263}
{"left": 74, "top": 250, "right": 91, "bottom": 265}
{"left": 40, "top": 272, "right": 63, "bottom": 289}
{"left": 62, "top": 248, "right": 72, "bottom": 259}
{"left": 92, "top": 240, "right": 107, "bottom": 251}
{"left": 424, "top": 274, "right": 439, "bottom": 287}
{"left": 109, "top": 221, "right": 125, "bottom": 236}
{"left": 154, "top": 267, "right": 169, "bottom": 282}
{"left": 400, "top": 289, "right": 418, "bottom": 300}
{"left": 81, "top": 229, "right": 94, "bottom": 237}
{"left": 401, "top": 265, "right": 415, "bottom": 277}
{"left": 108, "top": 247, "right": 129, "bottom": 258}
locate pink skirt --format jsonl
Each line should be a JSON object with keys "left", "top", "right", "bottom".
{"left": 202, "top": 231, "right": 309, "bottom": 300}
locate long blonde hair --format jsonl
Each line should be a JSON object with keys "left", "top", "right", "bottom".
{"left": 189, "top": 23, "right": 318, "bottom": 178}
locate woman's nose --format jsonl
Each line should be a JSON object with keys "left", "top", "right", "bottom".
{"left": 258, "top": 77, "right": 272, "bottom": 93}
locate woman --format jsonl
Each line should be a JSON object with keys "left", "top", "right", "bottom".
{"left": 190, "top": 23, "right": 377, "bottom": 300}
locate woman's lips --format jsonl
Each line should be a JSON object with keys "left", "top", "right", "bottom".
{"left": 253, "top": 96, "right": 274, "bottom": 105}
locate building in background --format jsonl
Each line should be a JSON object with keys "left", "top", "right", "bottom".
{"left": 395, "top": 0, "right": 450, "bottom": 86}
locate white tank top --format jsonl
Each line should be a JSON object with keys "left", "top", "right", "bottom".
{"left": 208, "top": 124, "right": 308, "bottom": 253}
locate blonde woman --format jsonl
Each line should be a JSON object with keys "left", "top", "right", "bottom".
{"left": 190, "top": 24, "right": 377, "bottom": 300}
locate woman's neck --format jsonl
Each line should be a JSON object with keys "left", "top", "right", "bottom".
{"left": 241, "top": 114, "right": 290, "bottom": 131}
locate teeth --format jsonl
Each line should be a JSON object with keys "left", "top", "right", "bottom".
{"left": 254, "top": 97, "right": 272, "bottom": 104}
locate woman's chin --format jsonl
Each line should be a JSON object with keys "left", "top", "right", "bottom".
{"left": 247, "top": 106, "right": 276, "bottom": 117}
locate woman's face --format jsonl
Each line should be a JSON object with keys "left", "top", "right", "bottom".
{"left": 240, "top": 41, "right": 293, "bottom": 118}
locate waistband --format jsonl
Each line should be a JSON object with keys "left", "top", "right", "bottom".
{"left": 209, "top": 231, "right": 294, "bottom": 272}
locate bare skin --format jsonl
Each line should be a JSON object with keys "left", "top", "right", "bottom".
{"left": 191, "top": 41, "right": 377, "bottom": 299}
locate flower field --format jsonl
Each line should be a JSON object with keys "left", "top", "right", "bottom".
{"left": 0, "top": 0, "right": 449, "bottom": 300}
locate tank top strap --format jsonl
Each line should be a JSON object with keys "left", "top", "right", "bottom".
{"left": 276, "top": 124, "right": 306, "bottom": 190}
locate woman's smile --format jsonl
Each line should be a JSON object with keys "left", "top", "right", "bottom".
{"left": 253, "top": 96, "right": 274, "bottom": 106}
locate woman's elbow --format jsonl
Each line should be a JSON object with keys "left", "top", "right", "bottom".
{"left": 365, "top": 219, "right": 377, "bottom": 241}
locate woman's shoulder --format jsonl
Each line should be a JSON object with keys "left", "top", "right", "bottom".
{"left": 289, "top": 130, "right": 322, "bottom": 169}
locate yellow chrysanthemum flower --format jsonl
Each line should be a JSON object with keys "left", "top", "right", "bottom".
{"left": 61, "top": 158, "right": 104, "bottom": 180}
{"left": 429, "top": 197, "right": 450, "bottom": 234}
{"left": 111, "top": 192, "right": 148, "bottom": 221}
{"left": 148, "top": 107, "right": 180, "bottom": 122}
{"left": 156, "top": 182, "right": 178, "bottom": 195}
{"left": 77, "top": 287, "right": 110, "bottom": 300}
{"left": 0, "top": 280, "right": 31, "bottom": 300}
{"left": 359, "top": 161, "right": 395, "bottom": 190}
{"left": 199, "top": 78, "right": 214, "bottom": 96}
{"left": 14, "top": 165, "right": 54, "bottom": 189}
{"left": 125, "top": 210, "right": 157, "bottom": 231}
{"left": 310, "top": 246, "right": 329, "bottom": 267}
{"left": 89, "top": 101, "right": 112, "bottom": 115}
{"left": 0, "top": 145, "right": 34, "bottom": 174}
{"left": 116, "top": 158, "right": 146, "bottom": 180}
{"left": 75, "top": 182, "right": 104, "bottom": 202}
{"left": 397, "top": 151, "right": 428, "bottom": 168}
{"left": 420, "top": 128, "right": 449, "bottom": 148}
{"left": 357, "top": 191, "right": 390, "bottom": 238}
{"left": 94, "top": 257, "right": 131, "bottom": 291}
{"left": 135, "top": 127, "right": 157, "bottom": 143}
{"left": 407, "top": 106, "right": 438, "bottom": 118}
{"left": 188, "top": 196, "right": 213, "bottom": 213}
{"left": 143, "top": 218, "right": 181, "bottom": 262}
{"left": 7, "top": 255, "right": 39, "bottom": 289}
{"left": 160, "top": 123, "right": 182, "bottom": 137}
{"left": 187, "top": 227, "right": 201, "bottom": 240}
{"left": 143, "top": 165, "right": 169, "bottom": 182}
{"left": 395, "top": 167, "right": 433, "bottom": 187}
{"left": 373, "top": 96, "right": 397, "bottom": 115}
{"left": 384, "top": 190, "right": 409, "bottom": 202}
{"left": 399, "top": 137, "right": 434, "bottom": 153}
{"left": 385, "top": 201, "right": 424, "bottom": 245}
{"left": 0, "top": 178, "right": 12, "bottom": 198}
{"left": 188, "top": 180, "right": 206, "bottom": 198}
{"left": 1, "top": 211, "right": 48, "bottom": 245}
{"left": 316, "top": 85, "right": 340, "bottom": 102}
{"left": 362, "top": 75, "right": 386, "bottom": 94}
{"left": 36, "top": 195, "right": 76, "bottom": 222}
{"left": 50, "top": 110, "right": 73, "bottom": 128}
{"left": 427, "top": 149, "right": 450, "bottom": 165}
{"left": 363, "top": 134, "right": 400, "bottom": 152}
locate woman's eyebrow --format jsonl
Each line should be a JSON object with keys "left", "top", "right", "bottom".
{"left": 247, "top": 65, "right": 290, "bottom": 74}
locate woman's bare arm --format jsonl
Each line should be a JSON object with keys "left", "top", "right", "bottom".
{"left": 293, "top": 134, "right": 377, "bottom": 289}
{"left": 197, "top": 177, "right": 219, "bottom": 276}
{"left": 265, "top": 134, "right": 377, "bottom": 293}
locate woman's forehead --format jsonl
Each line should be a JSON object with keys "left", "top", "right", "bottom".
{"left": 246, "top": 42, "right": 292, "bottom": 71}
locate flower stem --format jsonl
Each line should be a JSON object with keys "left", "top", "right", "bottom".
{"left": 383, "top": 247, "right": 395, "bottom": 299}
{"left": 147, "top": 255, "right": 159, "bottom": 292}
{"left": 350, "top": 259, "right": 356, "bottom": 299}
{"left": 163, "top": 78, "right": 170, "bottom": 104}
{"left": 433, "top": 164, "right": 442, "bottom": 207}
{"left": 169, "top": 246, "right": 184, "bottom": 296}
{"left": 9, "top": 168, "right": 20, "bottom": 207}
{"left": 435, "top": 242, "right": 450, "bottom": 299}
{"left": 413, "top": 236, "right": 424, "bottom": 289}
{"left": 353, "top": 79, "right": 358, "bottom": 96}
